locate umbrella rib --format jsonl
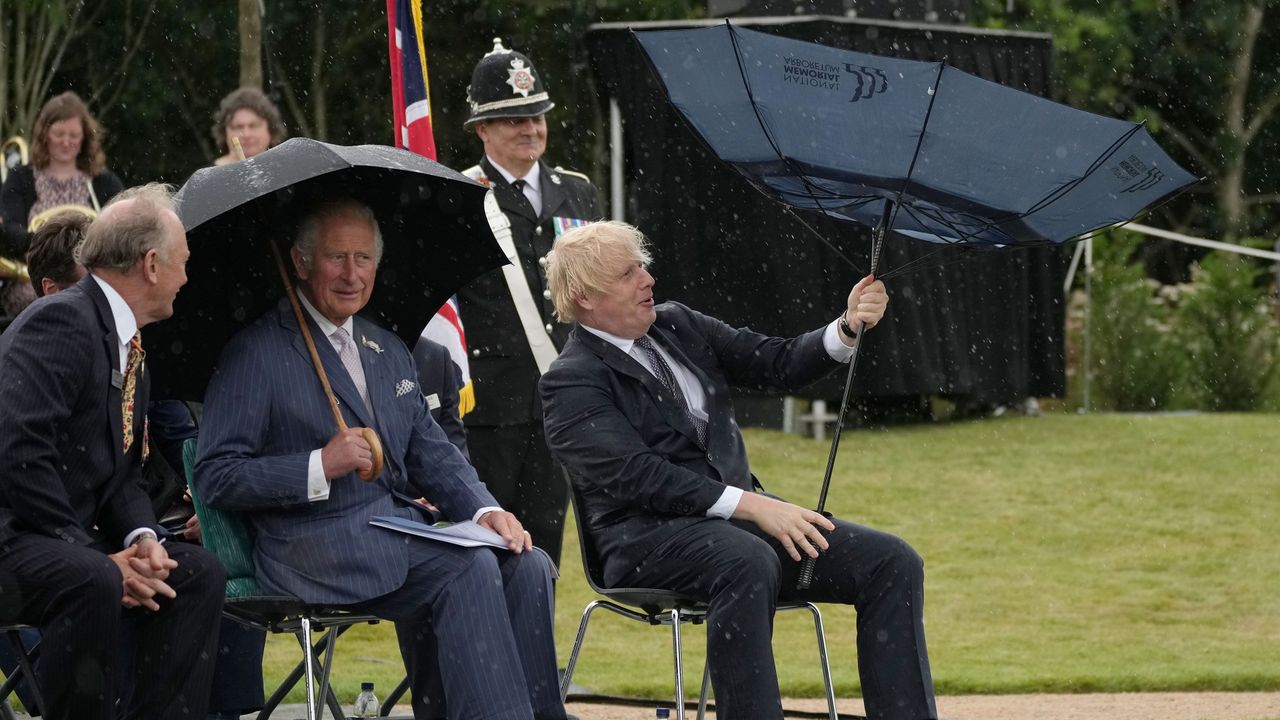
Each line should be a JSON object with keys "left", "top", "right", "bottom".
{"left": 895, "top": 202, "right": 993, "bottom": 247}
{"left": 725, "top": 20, "right": 861, "bottom": 260}
{"left": 884, "top": 61, "right": 948, "bottom": 238}
{"left": 1021, "top": 122, "right": 1146, "bottom": 219}
{"left": 948, "top": 122, "right": 1145, "bottom": 243}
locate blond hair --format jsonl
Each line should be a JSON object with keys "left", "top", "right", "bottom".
{"left": 546, "top": 220, "right": 652, "bottom": 323}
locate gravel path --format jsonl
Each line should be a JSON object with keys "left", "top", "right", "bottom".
{"left": 563, "top": 692, "right": 1280, "bottom": 720}
{"left": 99, "top": 693, "right": 1275, "bottom": 719}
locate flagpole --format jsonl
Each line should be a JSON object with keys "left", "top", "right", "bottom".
{"left": 797, "top": 199, "right": 891, "bottom": 591}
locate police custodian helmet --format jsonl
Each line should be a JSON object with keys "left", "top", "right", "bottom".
{"left": 464, "top": 38, "right": 555, "bottom": 128}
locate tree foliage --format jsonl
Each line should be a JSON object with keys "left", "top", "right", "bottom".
{"left": 1, "top": 1, "right": 705, "bottom": 186}
{"left": 974, "top": 0, "right": 1280, "bottom": 272}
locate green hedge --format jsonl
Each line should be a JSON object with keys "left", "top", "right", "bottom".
{"left": 1084, "top": 232, "right": 1278, "bottom": 411}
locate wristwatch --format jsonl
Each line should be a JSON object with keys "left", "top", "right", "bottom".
{"left": 131, "top": 530, "right": 159, "bottom": 546}
{"left": 838, "top": 314, "right": 859, "bottom": 341}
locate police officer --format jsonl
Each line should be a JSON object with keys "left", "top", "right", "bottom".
{"left": 459, "top": 38, "right": 604, "bottom": 567}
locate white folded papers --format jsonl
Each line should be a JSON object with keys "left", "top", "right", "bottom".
{"left": 370, "top": 515, "right": 510, "bottom": 550}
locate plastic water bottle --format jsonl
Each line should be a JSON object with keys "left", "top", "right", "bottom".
{"left": 352, "top": 681, "right": 379, "bottom": 718}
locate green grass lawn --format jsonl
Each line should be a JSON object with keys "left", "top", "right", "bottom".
{"left": 264, "top": 413, "right": 1280, "bottom": 703}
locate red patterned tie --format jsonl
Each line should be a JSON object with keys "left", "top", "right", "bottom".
{"left": 122, "top": 332, "right": 144, "bottom": 454}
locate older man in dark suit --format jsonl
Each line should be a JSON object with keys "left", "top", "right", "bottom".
{"left": 540, "top": 221, "right": 938, "bottom": 720}
{"left": 195, "top": 198, "right": 565, "bottom": 720}
{"left": 0, "top": 184, "right": 225, "bottom": 720}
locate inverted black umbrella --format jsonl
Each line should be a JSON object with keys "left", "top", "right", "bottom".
{"left": 634, "top": 23, "right": 1197, "bottom": 587}
{"left": 149, "top": 138, "right": 506, "bottom": 407}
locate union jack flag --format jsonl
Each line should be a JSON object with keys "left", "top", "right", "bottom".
{"left": 387, "top": 0, "right": 476, "bottom": 414}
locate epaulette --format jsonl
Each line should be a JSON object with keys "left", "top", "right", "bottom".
{"left": 462, "top": 164, "right": 492, "bottom": 187}
{"left": 553, "top": 166, "right": 593, "bottom": 184}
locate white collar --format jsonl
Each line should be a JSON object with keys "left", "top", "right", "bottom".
{"left": 487, "top": 156, "right": 541, "bottom": 193}
{"left": 580, "top": 322, "right": 639, "bottom": 354}
{"left": 90, "top": 274, "right": 138, "bottom": 348}
{"left": 296, "top": 290, "right": 354, "bottom": 340}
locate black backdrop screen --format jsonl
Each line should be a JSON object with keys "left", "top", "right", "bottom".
{"left": 586, "top": 17, "right": 1067, "bottom": 408}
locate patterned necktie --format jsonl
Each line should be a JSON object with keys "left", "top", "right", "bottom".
{"left": 332, "top": 327, "right": 374, "bottom": 417}
{"left": 634, "top": 335, "right": 708, "bottom": 448}
{"left": 121, "top": 332, "right": 144, "bottom": 453}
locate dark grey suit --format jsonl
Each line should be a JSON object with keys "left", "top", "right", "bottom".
{"left": 541, "top": 302, "right": 937, "bottom": 720}
{"left": 0, "top": 274, "right": 225, "bottom": 720}
{"left": 195, "top": 301, "right": 564, "bottom": 720}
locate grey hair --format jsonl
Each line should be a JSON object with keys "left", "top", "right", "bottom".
{"left": 77, "top": 183, "right": 178, "bottom": 271}
{"left": 293, "top": 199, "right": 384, "bottom": 268}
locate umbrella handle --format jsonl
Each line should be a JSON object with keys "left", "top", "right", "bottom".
{"left": 268, "top": 239, "right": 386, "bottom": 483}
{"left": 359, "top": 428, "right": 385, "bottom": 482}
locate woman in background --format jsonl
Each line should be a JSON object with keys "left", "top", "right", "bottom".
{"left": 0, "top": 91, "right": 122, "bottom": 257}
{"left": 210, "top": 87, "right": 286, "bottom": 165}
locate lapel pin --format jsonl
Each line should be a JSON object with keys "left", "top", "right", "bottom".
{"left": 361, "top": 335, "right": 384, "bottom": 354}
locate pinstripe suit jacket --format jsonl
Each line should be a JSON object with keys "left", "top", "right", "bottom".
{"left": 0, "top": 274, "right": 158, "bottom": 550}
{"left": 194, "top": 300, "right": 497, "bottom": 605}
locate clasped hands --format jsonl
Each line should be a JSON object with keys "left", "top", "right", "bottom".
{"left": 108, "top": 537, "right": 177, "bottom": 611}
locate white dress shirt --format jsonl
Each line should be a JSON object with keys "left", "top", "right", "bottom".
{"left": 90, "top": 274, "right": 156, "bottom": 548}
{"left": 580, "top": 319, "right": 856, "bottom": 517}
{"left": 487, "top": 156, "right": 542, "bottom": 217}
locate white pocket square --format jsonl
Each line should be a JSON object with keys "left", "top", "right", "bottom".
{"left": 395, "top": 379, "right": 416, "bottom": 397}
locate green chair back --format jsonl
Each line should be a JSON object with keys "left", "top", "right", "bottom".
{"left": 181, "top": 438, "right": 262, "bottom": 598}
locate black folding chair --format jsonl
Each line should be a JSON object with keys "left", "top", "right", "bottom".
{"left": 0, "top": 625, "right": 41, "bottom": 720}
{"left": 559, "top": 487, "right": 839, "bottom": 720}
{"left": 183, "top": 439, "right": 386, "bottom": 720}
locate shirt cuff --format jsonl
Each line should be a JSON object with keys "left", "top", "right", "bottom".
{"left": 707, "top": 486, "right": 744, "bottom": 519}
{"left": 123, "top": 527, "right": 158, "bottom": 549}
{"left": 307, "top": 449, "right": 331, "bottom": 502}
{"left": 823, "top": 319, "right": 856, "bottom": 362}
{"left": 472, "top": 506, "right": 503, "bottom": 523}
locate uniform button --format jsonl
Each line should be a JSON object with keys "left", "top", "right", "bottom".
{"left": 542, "top": 289, "right": 552, "bottom": 300}
{"left": 538, "top": 256, "right": 548, "bottom": 268}
{"left": 535, "top": 226, "right": 543, "bottom": 236}
{"left": 545, "top": 323, "right": 554, "bottom": 334}
{"left": 471, "top": 348, "right": 481, "bottom": 357}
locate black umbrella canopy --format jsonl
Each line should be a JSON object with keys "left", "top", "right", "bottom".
{"left": 150, "top": 138, "right": 506, "bottom": 402}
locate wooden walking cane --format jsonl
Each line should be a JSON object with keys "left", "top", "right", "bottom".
{"left": 234, "top": 138, "right": 385, "bottom": 481}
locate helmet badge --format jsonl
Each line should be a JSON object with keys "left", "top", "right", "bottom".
{"left": 506, "top": 58, "right": 536, "bottom": 98}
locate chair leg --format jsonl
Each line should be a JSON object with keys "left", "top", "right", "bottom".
{"left": 804, "top": 603, "right": 839, "bottom": 720}
{"left": 670, "top": 608, "right": 686, "bottom": 720}
{"left": 696, "top": 660, "right": 711, "bottom": 720}
{"left": 2, "top": 631, "right": 41, "bottom": 720}
{"left": 315, "top": 624, "right": 341, "bottom": 720}
{"left": 560, "top": 600, "right": 605, "bottom": 701}
{"left": 300, "top": 618, "right": 318, "bottom": 720}
{"left": 380, "top": 675, "right": 410, "bottom": 716}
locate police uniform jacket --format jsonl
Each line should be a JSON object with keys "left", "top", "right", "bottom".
{"left": 459, "top": 156, "right": 603, "bottom": 427}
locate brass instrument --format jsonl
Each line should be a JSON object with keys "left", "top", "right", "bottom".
{"left": 28, "top": 203, "right": 98, "bottom": 232}
{"left": 1, "top": 135, "right": 29, "bottom": 184}
{"left": 0, "top": 255, "right": 29, "bottom": 282}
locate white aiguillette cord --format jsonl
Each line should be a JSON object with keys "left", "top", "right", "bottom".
{"left": 484, "top": 191, "right": 558, "bottom": 374}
